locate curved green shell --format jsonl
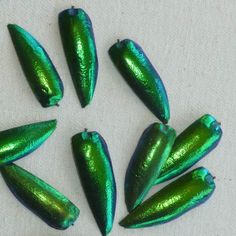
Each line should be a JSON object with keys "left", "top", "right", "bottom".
{"left": 8, "top": 24, "right": 64, "bottom": 107}
{"left": 0, "top": 120, "right": 57, "bottom": 166}
{"left": 1, "top": 164, "right": 79, "bottom": 229}
{"left": 120, "top": 167, "right": 215, "bottom": 228}
{"left": 109, "top": 39, "right": 170, "bottom": 123}
{"left": 72, "top": 131, "right": 116, "bottom": 235}
{"left": 59, "top": 7, "right": 98, "bottom": 107}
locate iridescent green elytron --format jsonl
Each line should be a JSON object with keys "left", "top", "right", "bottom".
{"left": 120, "top": 167, "right": 215, "bottom": 228}
{"left": 8, "top": 24, "right": 64, "bottom": 107}
{"left": 155, "top": 114, "right": 222, "bottom": 184}
{"left": 59, "top": 7, "right": 98, "bottom": 107}
{"left": 72, "top": 130, "right": 116, "bottom": 235}
{"left": 1, "top": 164, "right": 80, "bottom": 229}
{"left": 0, "top": 120, "right": 57, "bottom": 166}
{"left": 109, "top": 39, "right": 170, "bottom": 123}
{"left": 125, "top": 123, "right": 176, "bottom": 212}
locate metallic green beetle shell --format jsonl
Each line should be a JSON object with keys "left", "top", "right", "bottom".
{"left": 0, "top": 120, "right": 56, "bottom": 166}
{"left": 120, "top": 167, "right": 215, "bottom": 228}
{"left": 1, "top": 164, "right": 80, "bottom": 229}
{"left": 125, "top": 123, "right": 176, "bottom": 211}
{"left": 109, "top": 39, "right": 170, "bottom": 123}
{"left": 72, "top": 131, "right": 116, "bottom": 235}
{"left": 155, "top": 114, "right": 222, "bottom": 184}
{"left": 8, "top": 24, "right": 64, "bottom": 107}
{"left": 59, "top": 7, "right": 98, "bottom": 107}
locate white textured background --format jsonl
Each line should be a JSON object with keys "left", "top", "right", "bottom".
{"left": 0, "top": 0, "right": 235, "bottom": 235}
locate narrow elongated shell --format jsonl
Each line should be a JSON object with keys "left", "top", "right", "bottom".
{"left": 59, "top": 7, "right": 98, "bottom": 107}
{"left": 72, "top": 130, "right": 116, "bottom": 235}
{"left": 1, "top": 164, "right": 80, "bottom": 229}
{"left": 155, "top": 114, "right": 222, "bottom": 184}
{"left": 8, "top": 24, "right": 64, "bottom": 107}
{"left": 0, "top": 120, "right": 57, "bottom": 166}
{"left": 120, "top": 167, "right": 215, "bottom": 228}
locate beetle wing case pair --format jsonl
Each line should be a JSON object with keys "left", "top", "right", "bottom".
{"left": 8, "top": 7, "right": 98, "bottom": 108}
{"left": 0, "top": 120, "right": 80, "bottom": 230}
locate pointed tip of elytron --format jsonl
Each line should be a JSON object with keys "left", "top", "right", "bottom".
{"left": 48, "top": 119, "right": 57, "bottom": 124}
{"left": 7, "top": 23, "right": 16, "bottom": 28}
{"left": 126, "top": 198, "right": 139, "bottom": 212}
{"left": 161, "top": 118, "right": 168, "bottom": 124}
{"left": 154, "top": 102, "right": 170, "bottom": 124}
{"left": 7, "top": 23, "right": 13, "bottom": 28}
{"left": 126, "top": 205, "right": 132, "bottom": 213}
{"left": 78, "top": 93, "right": 92, "bottom": 108}
{"left": 158, "top": 112, "right": 170, "bottom": 124}
{"left": 7, "top": 23, "right": 22, "bottom": 33}
{"left": 98, "top": 224, "right": 112, "bottom": 236}
{"left": 0, "top": 164, "right": 15, "bottom": 177}
{"left": 119, "top": 218, "right": 130, "bottom": 228}
{"left": 153, "top": 177, "right": 163, "bottom": 185}
{"left": 45, "top": 119, "right": 57, "bottom": 130}
{"left": 101, "top": 229, "right": 110, "bottom": 236}
{"left": 7, "top": 24, "right": 17, "bottom": 33}
{"left": 81, "top": 103, "right": 87, "bottom": 108}
{"left": 80, "top": 99, "right": 91, "bottom": 108}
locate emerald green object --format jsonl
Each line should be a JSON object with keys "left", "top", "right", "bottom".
{"left": 125, "top": 123, "right": 176, "bottom": 212}
{"left": 120, "top": 167, "right": 215, "bottom": 228}
{"left": 1, "top": 164, "right": 80, "bottom": 229}
{"left": 59, "top": 7, "right": 98, "bottom": 107}
{"left": 0, "top": 120, "right": 57, "bottom": 166}
{"left": 109, "top": 39, "right": 169, "bottom": 123}
{"left": 72, "top": 130, "right": 116, "bottom": 235}
{"left": 155, "top": 114, "right": 222, "bottom": 184}
{"left": 8, "top": 24, "right": 64, "bottom": 107}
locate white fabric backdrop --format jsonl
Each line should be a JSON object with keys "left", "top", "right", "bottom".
{"left": 0, "top": 0, "right": 235, "bottom": 235}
